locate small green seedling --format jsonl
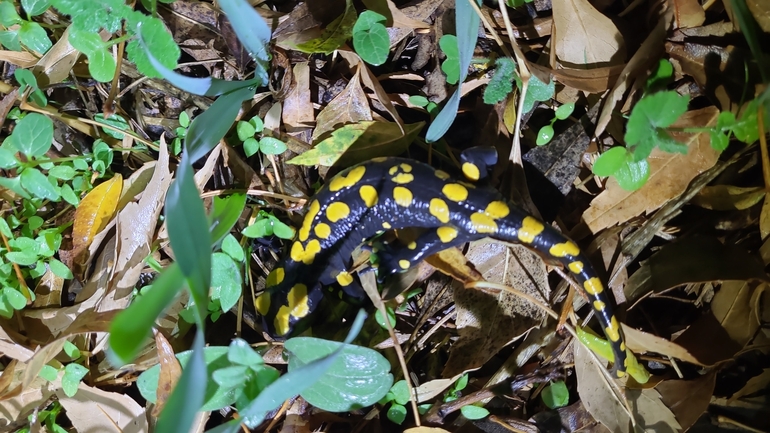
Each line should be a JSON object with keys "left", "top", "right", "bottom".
{"left": 241, "top": 210, "right": 294, "bottom": 240}
{"left": 235, "top": 115, "right": 287, "bottom": 158}
{"left": 541, "top": 380, "right": 569, "bottom": 409}
{"left": 536, "top": 102, "right": 575, "bottom": 146}
{"left": 439, "top": 34, "right": 460, "bottom": 85}
{"left": 0, "top": 0, "right": 53, "bottom": 53}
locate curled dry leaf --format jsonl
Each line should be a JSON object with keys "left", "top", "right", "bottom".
{"left": 313, "top": 68, "right": 372, "bottom": 140}
{"left": 153, "top": 330, "right": 183, "bottom": 417}
{"left": 584, "top": 106, "right": 721, "bottom": 233}
{"left": 72, "top": 173, "right": 123, "bottom": 253}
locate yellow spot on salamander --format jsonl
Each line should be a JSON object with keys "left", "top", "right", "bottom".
{"left": 605, "top": 316, "right": 621, "bottom": 342}
{"left": 329, "top": 166, "right": 366, "bottom": 192}
{"left": 359, "top": 185, "right": 378, "bottom": 207}
{"left": 549, "top": 241, "right": 580, "bottom": 258}
{"left": 388, "top": 165, "right": 399, "bottom": 175}
{"left": 568, "top": 261, "right": 584, "bottom": 274}
{"left": 274, "top": 307, "right": 291, "bottom": 336}
{"left": 470, "top": 212, "right": 497, "bottom": 234}
{"left": 485, "top": 201, "right": 510, "bottom": 219}
{"left": 273, "top": 283, "right": 312, "bottom": 336}
{"left": 429, "top": 198, "right": 450, "bottom": 223}
{"left": 290, "top": 239, "right": 321, "bottom": 264}
{"left": 442, "top": 183, "right": 468, "bottom": 202}
{"left": 382, "top": 222, "right": 392, "bottom": 229}
{"left": 593, "top": 300, "right": 606, "bottom": 311}
{"left": 399, "top": 259, "right": 410, "bottom": 269}
{"left": 392, "top": 172, "right": 414, "bottom": 184}
{"left": 517, "top": 216, "right": 544, "bottom": 243}
{"left": 336, "top": 271, "right": 354, "bottom": 286}
{"left": 583, "top": 277, "right": 604, "bottom": 295}
{"left": 462, "top": 162, "right": 480, "bottom": 181}
{"left": 326, "top": 202, "right": 350, "bottom": 222}
{"left": 435, "top": 170, "right": 450, "bottom": 180}
{"left": 437, "top": 226, "right": 458, "bottom": 243}
{"left": 314, "top": 223, "right": 331, "bottom": 239}
{"left": 298, "top": 200, "right": 320, "bottom": 242}
{"left": 256, "top": 292, "right": 270, "bottom": 315}
{"left": 371, "top": 156, "right": 388, "bottom": 163}
{"left": 620, "top": 342, "right": 626, "bottom": 352}
{"left": 266, "top": 267, "right": 284, "bottom": 287}
{"left": 287, "top": 283, "right": 310, "bottom": 318}
{"left": 407, "top": 241, "right": 417, "bottom": 250}
{"left": 400, "top": 163, "right": 412, "bottom": 172}
{"left": 393, "top": 186, "right": 413, "bottom": 207}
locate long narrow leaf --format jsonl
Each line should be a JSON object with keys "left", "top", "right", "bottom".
{"left": 217, "top": 0, "right": 271, "bottom": 84}
{"left": 426, "top": 0, "right": 480, "bottom": 142}
{"left": 108, "top": 264, "right": 184, "bottom": 364}
{"left": 156, "top": 330, "right": 208, "bottom": 433}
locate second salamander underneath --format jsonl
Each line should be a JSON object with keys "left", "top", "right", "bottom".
{"left": 257, "top": 155, "right": 629, "bottom": 376}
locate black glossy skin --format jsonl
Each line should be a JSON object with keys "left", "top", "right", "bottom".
{"left": 256, "top": 152, "right": 629, "bottom": 377}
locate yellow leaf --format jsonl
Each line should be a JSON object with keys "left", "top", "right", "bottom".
{"left": 72, "top": 174, "right": 123, "bottom": 251}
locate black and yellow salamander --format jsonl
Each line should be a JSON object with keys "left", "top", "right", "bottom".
{"left": 256, "top": 148, "right": 629, "bottom": 377}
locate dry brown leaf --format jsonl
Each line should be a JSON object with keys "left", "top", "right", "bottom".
{"left": 313, "top": 68, "right": 372, "bottom": 140}
{"left": 584, "top": 106, "right": 720, "bottom": 232}
{"left": 728, "top": 368, "right": 770, "bottom": 402}
{"left": 72, "top": 173, "right": 123, "bottom": 253}
{"left": 0, "top": 375, "right": 59, "bottom": 428}
{"left": 657, "top": 370, "right": 716, "bottom": 431}
{"left": 530, "top": 62, "right": 624, "bottom": 94}
{"left": 0, "top": 50, "right": 37, "bottom": 68}
{"left": 337, "top": 49, "right": 404, "bottom": 130}
{"left": 691, "top": 185, "right": 765, "bottom": 210}
{"left": 282, "top": 62, "right": 314, "bottom": 128}
{"left": 152, "top": 330, "right": 182, "bottom": 417}
{"left": 760, "top": 193, "right": 770, "bottom": 239}
{"left": 386, "top": 0, "right": 430, "bottom": 30}
{"left": 711, "top": 281, "right": 762, "bottom": 347}
{"left": 575, "top": 340, "right": 681, "bottom": 433}
{"left": 56, "top": 382, "right": 148, "bottom": 433}
{"left": 552, "top": 0, "right": 626, "bottom": 66}
{"left": 623, "top": 325, "right": 704, "bottom": 366}
{"left": 443, "top": 242, "right": 549, "bottom": 377}
{"left": 112, "top": 142, "right": 172, "bottom": 298}
{"left": 672, "top": 0, "right": 706, "bottom": 29}
{"left": 32, "top": 26, "right": 79, "bottom": 86}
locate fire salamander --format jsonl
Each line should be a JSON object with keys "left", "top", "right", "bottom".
{"left": 256, "top": 148, "right": 629, "bottom": 377}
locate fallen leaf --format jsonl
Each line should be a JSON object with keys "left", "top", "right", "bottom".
{"left": 575, "top": 340, "right": 681, "bottom": 433}
{"left": 288, "top": 121, "right": 423, "bottom": 167}
{"left": 552, "top": 0, "right": 626, "bottom": 66}
{"left": 72, "top": 173, "right": 123, "bottom": 253}
{"left": 152, "top": 330, "right": 182, "bottom": 417}
{"left": 282, "top": 61, "right": 314, "bottom": 128}
{"left": 56, "top": 382, "right": 148, "bottom": 433}
{"left": 711, "top": 281, "right": 763, "bottom": 347}
{"left": 584, "top": 106, "right": 720, "bottom": 232}
{"left": 313, "top": 68, "right": 372, "bottom": 140}
{"left": 657, "top": 370, "right": 716, "bottom": 431}
{"left": 691, "top": 185, "right": 765, "bottom": 210}
{"left": 624, "top": 236, "right": 768, "bottom": 304}
{"left": 672, "top": 0, "right": 706, "bottom": 29}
